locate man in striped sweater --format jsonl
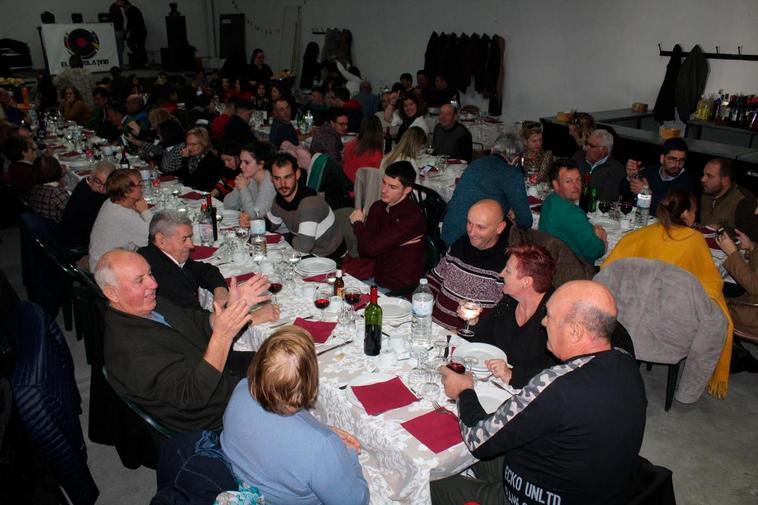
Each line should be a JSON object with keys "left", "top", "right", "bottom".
{"left": 428, "top": 199, "right": 508, "bottom": 330}
{"left": 267, "top": 152, "right": 345, "bottom": 258}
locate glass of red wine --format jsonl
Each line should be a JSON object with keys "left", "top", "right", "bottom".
{"left": 313, "top": 286, "right": 331, "bottom": 320}
{"left": 598, "top": 201, "right": 612, "bottom": 214}
{"left": 344, "top": 288, "right": 362, "bottom": 310}
{"left": 268, "top": 273, "right": 282, "bottom": 304}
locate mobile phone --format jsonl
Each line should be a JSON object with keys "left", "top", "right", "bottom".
{"left": 717, "top": 226, "right": 741, "bottom": 246}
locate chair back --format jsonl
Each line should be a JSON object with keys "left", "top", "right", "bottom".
{"left": 307, "top": 152, "right": 328, "bottom": 192}
{"left": 354, "top": 167, "right": 382, "bottom": 214}
{"left": 595, "top": 258, "right": 727, "bottom": 403}
{"left": 10, "top": 302, "right": 99, "bottom": 505}
{"left": 410, "top": 183, "right": 447, "bottom": 238}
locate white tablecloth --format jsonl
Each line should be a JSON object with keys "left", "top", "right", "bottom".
{"left": 198, "top": 246, "right": 490, "bottom": 504}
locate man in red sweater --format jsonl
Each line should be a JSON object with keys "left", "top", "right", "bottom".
{"left": 350, "top": 161, "right": 426, "bottom": 291}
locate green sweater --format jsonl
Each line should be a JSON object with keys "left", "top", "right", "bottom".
{"left": 538, "top": 193, "right": 605, "bottom": 263}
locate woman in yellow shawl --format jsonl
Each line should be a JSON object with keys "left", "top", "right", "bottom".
{"left": 603, "top": 189, "right": 733, "bottom": 398}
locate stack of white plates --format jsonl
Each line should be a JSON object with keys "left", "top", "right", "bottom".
{"left": 295, "top": 257, "right": 337, "bottom": 277}
{"left": 453, "top": 342, "right": 508, "bottom": 377}
{"left": 221, "top": 209, "right": 240, "bottom": 227}
{"left": 378, "top": 297, "right": 412, "bottom": 323}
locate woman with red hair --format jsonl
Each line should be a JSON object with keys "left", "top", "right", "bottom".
{"left": 464, "top": 243, "right": 558, "bottom": 388}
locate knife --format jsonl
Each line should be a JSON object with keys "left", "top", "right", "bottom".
{"left": 317, "top": 340, "right": 353, "bottom": 356}
{"left": 443, "top": 334, "right": 453, "bottom": 359}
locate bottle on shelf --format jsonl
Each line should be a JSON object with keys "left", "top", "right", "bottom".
{"left": 364, "top": 286, "right": 382, "bottom": 356}
{"left": 204, "top": 194, "right": 218, "bottom": 242}
{"left": 411, "top": 278, "right": 434, "bottom": 348}
{"left": 334, "top": 269, "right": 345, "bottom": 298}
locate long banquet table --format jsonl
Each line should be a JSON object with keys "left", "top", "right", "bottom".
{"left": 199, "top": 236, "right": 504, "bottom": 505}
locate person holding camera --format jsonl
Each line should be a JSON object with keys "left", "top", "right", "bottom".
{"left": 716, "top": 227, "right": 758, "bottom": 336}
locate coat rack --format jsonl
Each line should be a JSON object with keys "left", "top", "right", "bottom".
{"left": 658, "top": 44, "right": 758, "bottom": 62}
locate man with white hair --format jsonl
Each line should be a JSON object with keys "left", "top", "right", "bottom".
{"left": 432, "top": 280, "right": 646, "bottom": 505}
{"left": 95, "top": 249, "right": 272, "bottom": 432}
{"left": 441, "top": 132, "right": 532, "bottom": 245}
{"left": 571, "top": 128, "right": 625, "bottom": 202}
{"left": 58, "top": 160, "right": 115, "bottom": 250}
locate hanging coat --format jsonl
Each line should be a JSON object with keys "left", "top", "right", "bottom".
{"left": 653, "top": 44, "right": 683, "bottom": 124}
{"left": 675, "top": 45, "right": 709, "bottom": 122}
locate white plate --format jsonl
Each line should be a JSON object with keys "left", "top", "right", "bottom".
{"left": 296, "top": 257, "right": 337, "bottom": 275}
{"left": 378, "top": 298, "right": 412, "bottom": 320}
{"left": 454, "top": 342, "right": 508, "bottom": 370}
{"left": 345, "top": 373, "right": 397, "bottom": 410}
{"left": 471, "top": 383, "right": 512, "bottom": 414}
{"left": 65, "top": 160, "right": 92, "bottom": 169}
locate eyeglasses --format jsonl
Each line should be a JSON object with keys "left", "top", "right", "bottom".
{"left": 89, "top": 176, "right": 107, "bottom": 187}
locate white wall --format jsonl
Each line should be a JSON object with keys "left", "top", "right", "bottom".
{"left": 0, "top": 0, "right": 213, "bottom": 70}
{"left": 4, "top": 0, "right": 757, "bottom": 120}
{"left": 212, "top": 0, "right": 758, "bottom": 121}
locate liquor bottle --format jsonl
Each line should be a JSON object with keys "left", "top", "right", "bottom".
{"left": 119, "top": 149, "right": 130, "bottom": 170}
{"left": 204, "top": 194, "right": 218, "bottom": 242}
{"left": 364, "top": 286, "right": 382, "bottom": 356}
{"left": 198, "top": 203, "right": 214, "bottom": 246}
{"left": 578, "top": 171, "right": 592, "bottom": 213}
{"left": 333, "top": 269, "right": 345, "bottom": 298}
{"left": 589, "top": 186, "right": 598, "bottom": 213}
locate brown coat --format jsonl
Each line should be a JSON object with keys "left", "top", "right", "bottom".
{"left": 724, "top": 250, "right": 758, "bottom": 334}
{"left": 507, "top": 226, "right": 595, "bottom": 288}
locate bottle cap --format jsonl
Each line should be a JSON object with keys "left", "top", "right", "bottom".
{"left": 419, "top": 278, "right": 428, "bottom": 285}
{"left": 336, "top": 269, "right": 343, "bottom": 276}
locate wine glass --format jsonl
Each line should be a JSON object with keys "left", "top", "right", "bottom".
{"left": 424, "top": 144, "right": 434, "bottom": 156}
{"left": 619, "top": 202, "right": 634, "bottom": 215}
{"left": 598, "top": 201, "right": 612, "bottom": 214}
{"left": 313, "top": 286, "right": 331, "bottom": 321}
{"left": 457, "top": 298, "right": 482, "bottom": 338}
{"left": 235, "top": 226, "right": 249, "bottom": 247}
{"left": 268, "top": 273, "right": 283, "bottom": 304}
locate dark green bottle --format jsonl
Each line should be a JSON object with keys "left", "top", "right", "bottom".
{"left": 364, "top": 286, "right": 382, "bottom": 356}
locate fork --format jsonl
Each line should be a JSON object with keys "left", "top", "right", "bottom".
{"left": 431, "top": 400, "right": 457, "bottom": 418}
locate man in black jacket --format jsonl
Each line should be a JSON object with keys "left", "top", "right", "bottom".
{"left": 138, "top": 210, "right": 229, "bottom": 309}
{"left": 432, "top": 280, "right": 647, "bottom": 505}
{"left": 58, "top": 160, "right": 114, "bottom": 250}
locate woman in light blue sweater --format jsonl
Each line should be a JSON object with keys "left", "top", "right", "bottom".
{"left": 220, "top": 326, "right": 369, "bottom": 505}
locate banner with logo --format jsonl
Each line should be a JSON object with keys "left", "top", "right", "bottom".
{"left": 40, "top": 23, "right": 118, "bottom": 75}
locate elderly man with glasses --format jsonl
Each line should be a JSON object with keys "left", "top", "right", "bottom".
{"left": 58, "top": 160, "right": 115, "bottom": 251}
{"left": 571, "top": 128, "right": 625, "bottom": 202}
{"left": 622, "top": 137, "right": 695, "bottom": 216}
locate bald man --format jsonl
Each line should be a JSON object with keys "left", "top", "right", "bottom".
{"left": 432, "top": 281, "right": 646, "bottom": 505}
{"left": 95, "top": 249, "right": 272, "bottom": 432}
{"left": 428, "top": 199, "right": 508, "bottom": 330}
{"left": 59, "top": 160, "right": 115, "bottom": 250}
{"left": 432, "top": 103, "right": 473, "bottom": 162}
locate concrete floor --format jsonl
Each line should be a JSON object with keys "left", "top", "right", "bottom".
{"left": 1, "top": 225, "right": 756, "bottom": 505}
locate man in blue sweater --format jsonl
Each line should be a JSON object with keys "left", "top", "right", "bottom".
{"left": 622, "top": 137, "right": 694, "bottom": 216}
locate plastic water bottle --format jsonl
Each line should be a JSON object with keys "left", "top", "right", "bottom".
{"left": 634, "top": 185, "right": 652, "bottom": 229}
{"left": 411, "top": 278, "right": 434, "bottom": 347}
{"left": 249, "top": 208, "right": 267, "bottom": 260}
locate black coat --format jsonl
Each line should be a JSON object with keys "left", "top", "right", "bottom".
{"left": 675, "top": 45, "right": 709, "bottom": 122}
{"left": 654, "top": 44, "right": 683, "bottom": 123}
{"left": 138, "top": 242, "right": 227, "bottom": 311}
{"left": 179, "top": 151, "right": 225, "bottom": 192}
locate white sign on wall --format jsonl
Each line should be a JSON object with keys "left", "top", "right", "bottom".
{"left": 40, "top": 23, "right": 118, "bottom": 75}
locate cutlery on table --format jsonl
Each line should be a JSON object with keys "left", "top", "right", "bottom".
{"left": 431, "top": 400, "right": 457, "bottom": 418}
{"left": 316, "top": 340, "right": 353, "bottom": 356}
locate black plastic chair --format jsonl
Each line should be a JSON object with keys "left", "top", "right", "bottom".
{"left": 410, "top": 184, "right": 447, "bottom": 238}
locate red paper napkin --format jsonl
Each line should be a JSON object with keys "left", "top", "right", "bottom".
{"left": 447, "top": 159, "right": 463, "bottom": 164}
{"left": 180, "top": 191, "right": 205, "bottom": 200}
{"left": 351, "top": 376, "right": 419, "bottom": 415}
{"left": 528, "top": 195, "right": 543, "bottom": 205}
{"left": 190, "top": 246, "right": 217, "bottom": 260}
{"left": 303, "top": 272, "right": 335, "bottom": 282}
{"left": 158, "top": 174, "right": 178, "bottom": 182}
{"left": 266, "top": 234, "right": 282, "bottom": 244}
{"left": 59, "top": 151, "right": 80, "bottom": 158}
{"left": 293, "top": 318, "right": 337, "bottom": 344}
{"left": 77, "top": 170, "right": 92, "bottom": 176}
{"left": 401, "top": 409, "right": 463, "bottom": 453}
{"left": 225, "top": 272, "right": 257, "bottom": 286}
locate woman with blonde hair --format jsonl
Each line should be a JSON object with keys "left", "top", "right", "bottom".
{"left": 519, "top": 120, "right": 553, "bottom": 182}
{"left": 380, "top": 126, "right": 426, "bottom": 175}
{"left": 220, "top": 326, "right": 369, "bottom": 505}
{"left": 60, "top": 86, "right": 92, "bottom": 125}
{"left": 177, "top": 127, "right": 225, "bottom": 191}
